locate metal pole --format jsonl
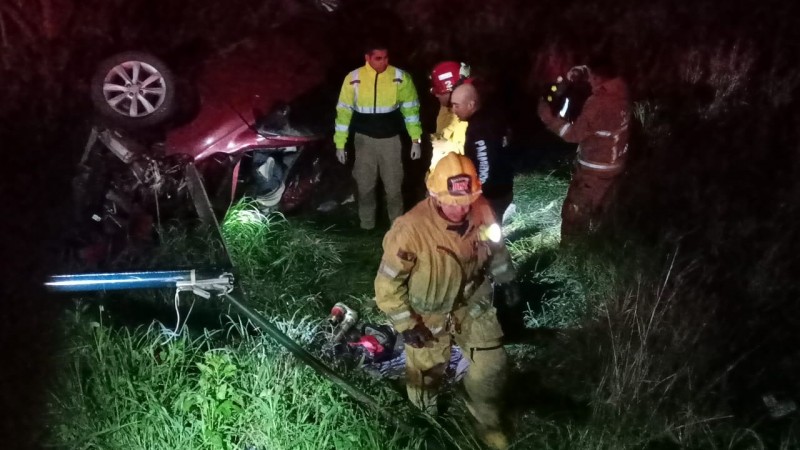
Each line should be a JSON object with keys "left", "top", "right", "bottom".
{"left": 45, "top": 269, "right": 231, "bottom": 292}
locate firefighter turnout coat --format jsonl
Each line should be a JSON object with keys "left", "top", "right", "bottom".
{"left": 334, "top": 63, "right": 423, "bottom": 149}
{"left": 374, "top": 195, "right": 515, "bottom": 431}
{"left": 374, "top": 196, "right": 515, "bottom": 346}
{"left": 539, "top": 76, "right": 631, "bottom": 172}
{"left": 538, "top": 76, "right": 631, "bottom": 237}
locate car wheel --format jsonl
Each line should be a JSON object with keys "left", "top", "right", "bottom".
{"left": 90, "top": 51, "right": 177, "bottom": 130}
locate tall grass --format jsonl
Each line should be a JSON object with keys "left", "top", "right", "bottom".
{"left": 47, "top": 170, "right": 800, "bottom": 449}
{"left": 222, "top": 201, "right": 341, "bottom": 314}
{"left": 506, "top": 246, "right": 799, "bottom": 449}
{"left": 46, "top": 197, "right": 490, "bottom": 449}
{"left": 48, "top": 315, "right": 427, "bottom": 450}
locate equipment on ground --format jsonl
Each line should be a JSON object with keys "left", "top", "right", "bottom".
{"left": 47, "top": 163, "right": 413, "bottom": 432}
{"left": 329, "top": 302, "right": 359, "bottom": 342}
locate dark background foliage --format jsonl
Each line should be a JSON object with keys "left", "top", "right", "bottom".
{"left": 1, "top": 0, "right": 799, "bottom": 446}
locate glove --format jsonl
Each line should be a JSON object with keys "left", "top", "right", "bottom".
{"left": 498, "top": 282, "right": 521, "bottom": 308}
{"left": 410, "top": 142, "right": 421, "bottom": 160}
{"left": 336, "top": 148, "right": 346, "bottom": 164}
{"left": 401, "top": 322, "right": 435, "bottom": 348}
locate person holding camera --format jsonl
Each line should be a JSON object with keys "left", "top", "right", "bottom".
{"left": 537, "top": 57, "right": 631, "bottom": 241}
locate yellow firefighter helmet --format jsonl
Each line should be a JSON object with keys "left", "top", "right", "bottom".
{"left": 427, "top": 153, "right": 482, "bottom": 205}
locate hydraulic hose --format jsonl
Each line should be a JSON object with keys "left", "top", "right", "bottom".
{"left": 222, "top": 292, "right": 411, "bottom": 432}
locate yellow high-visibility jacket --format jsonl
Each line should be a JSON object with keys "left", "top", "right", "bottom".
{"left": 374, "top": 196, "right": 515, "bottom": 333}
{"left": 429, "top": 105, "right": 468, "bottom": 171}
{"left": 334, "top": 63, "right": 422, "bottom": 150}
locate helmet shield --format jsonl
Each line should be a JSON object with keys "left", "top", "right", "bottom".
{"left": 427, "top": 153, "right": 481, "bottom": 205}
{"left": 447, "top": 175, "right": 472, "bottom": 196}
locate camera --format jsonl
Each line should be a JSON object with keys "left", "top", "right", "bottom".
{"left": 543, "top": 69, "right": 592, "bottom": 122}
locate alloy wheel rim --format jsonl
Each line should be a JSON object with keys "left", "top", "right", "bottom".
{"left": 102, "top": 60, "right": 167, "bottom": 118}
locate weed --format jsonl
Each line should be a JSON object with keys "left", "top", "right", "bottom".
{"left": 222, "top": 201, "right": 341, "bottom": 312}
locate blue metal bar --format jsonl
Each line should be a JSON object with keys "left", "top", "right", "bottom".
{"left": 44, "top": 271, "right": 413, "bottom": 431}
{"left": 45, "top": 270, "right": 224, "bottom": 292}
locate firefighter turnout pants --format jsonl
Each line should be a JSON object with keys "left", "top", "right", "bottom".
{"left": 352, "top": 133, "right": 404, "bottom": 229}
{"left": 404, "top": 302, "right": 507, "bottom": 429}
{"left": 561, "top": 165, "right": 621, "bottom": 239}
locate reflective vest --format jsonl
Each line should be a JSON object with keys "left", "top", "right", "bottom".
{"left": 334, "top": 63, "right": 422, "bottom": 149}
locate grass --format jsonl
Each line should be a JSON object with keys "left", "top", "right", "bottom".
{"left": 47, "top": 168, "right": 800, "bottom": 449}
{"left": 221, "top": 201, "right": 342, "bottom": 314}
{"left": 46, "top": 197, "right": 487, "bottom": 450}
{"left": 47, "top": 314, "right": 429, "bottom": 450}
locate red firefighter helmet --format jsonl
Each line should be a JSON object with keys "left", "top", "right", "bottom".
{"left": 430, "top": 61, "right": 471, "bottom": 95}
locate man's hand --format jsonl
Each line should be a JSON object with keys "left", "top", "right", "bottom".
{"left": 336, "top": 148, "right": 346, "bottom": 164}
{"left": 566, "top": 65, "right": 589, "bottom": 82}
{"left": 410, "top": 142, "right": 421, "bottom": 160}
{"left": 499, "top": 282, "right": 522, "bottom": 308}
{"left": 402, "top": 322, "right": 435, "bottom": 348}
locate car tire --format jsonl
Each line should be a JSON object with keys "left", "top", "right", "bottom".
{"left": 90, "top": 51, "right": 177, "bottom": 130}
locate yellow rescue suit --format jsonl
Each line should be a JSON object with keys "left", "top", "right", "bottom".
{"left": 374, "top": 196, "right": 515, "bottom": 429}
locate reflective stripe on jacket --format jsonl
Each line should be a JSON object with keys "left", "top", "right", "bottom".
{"left": 374, "top": 196, "right": 516, "bottom": 332}
{"left": 540, "top": 76, "right": 631, "bottom": 171}
{"left": 334, "top": 64, "right": 422, "bottom": 149}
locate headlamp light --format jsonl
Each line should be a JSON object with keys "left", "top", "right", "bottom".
{"left": 479, "top": 223, "right": 502, "bottom": 243}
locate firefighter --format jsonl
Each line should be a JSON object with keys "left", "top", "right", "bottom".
{"left": 374, "top": 153, "right": 518, "bottom": 450}
{"left": 537, "top": 57, "right": 631, "bottom": 241}
{"left": 428, "top": 61, "right": 472, "bottom": 172}
{"left": 334, "top": 42, "right": 423, "bottom": 230}
{"left": 451, "top": 83, "right": 515, "bottom": 221}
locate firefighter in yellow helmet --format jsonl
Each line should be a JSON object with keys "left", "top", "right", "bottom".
{"left": 374, "top": 153, "right": 519, "bottom": 450}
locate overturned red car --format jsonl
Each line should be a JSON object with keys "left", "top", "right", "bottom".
{"left": 72, "top": 38, "right": 339, "bottom": 264}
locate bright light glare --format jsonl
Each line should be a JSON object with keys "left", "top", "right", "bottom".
{"left": 232, "top": 209, "right": 266, "bottom": 224}
{"left": 480, "top": 223, "right": 502, "bottom": 243}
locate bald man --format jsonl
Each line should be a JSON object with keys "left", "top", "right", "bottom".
{"left": 451, "top": 84, "right": 514, "bottom": 221}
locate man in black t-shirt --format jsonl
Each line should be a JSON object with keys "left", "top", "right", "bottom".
{"left": 450, "top": 84, "right": 514, "bottom": 221}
